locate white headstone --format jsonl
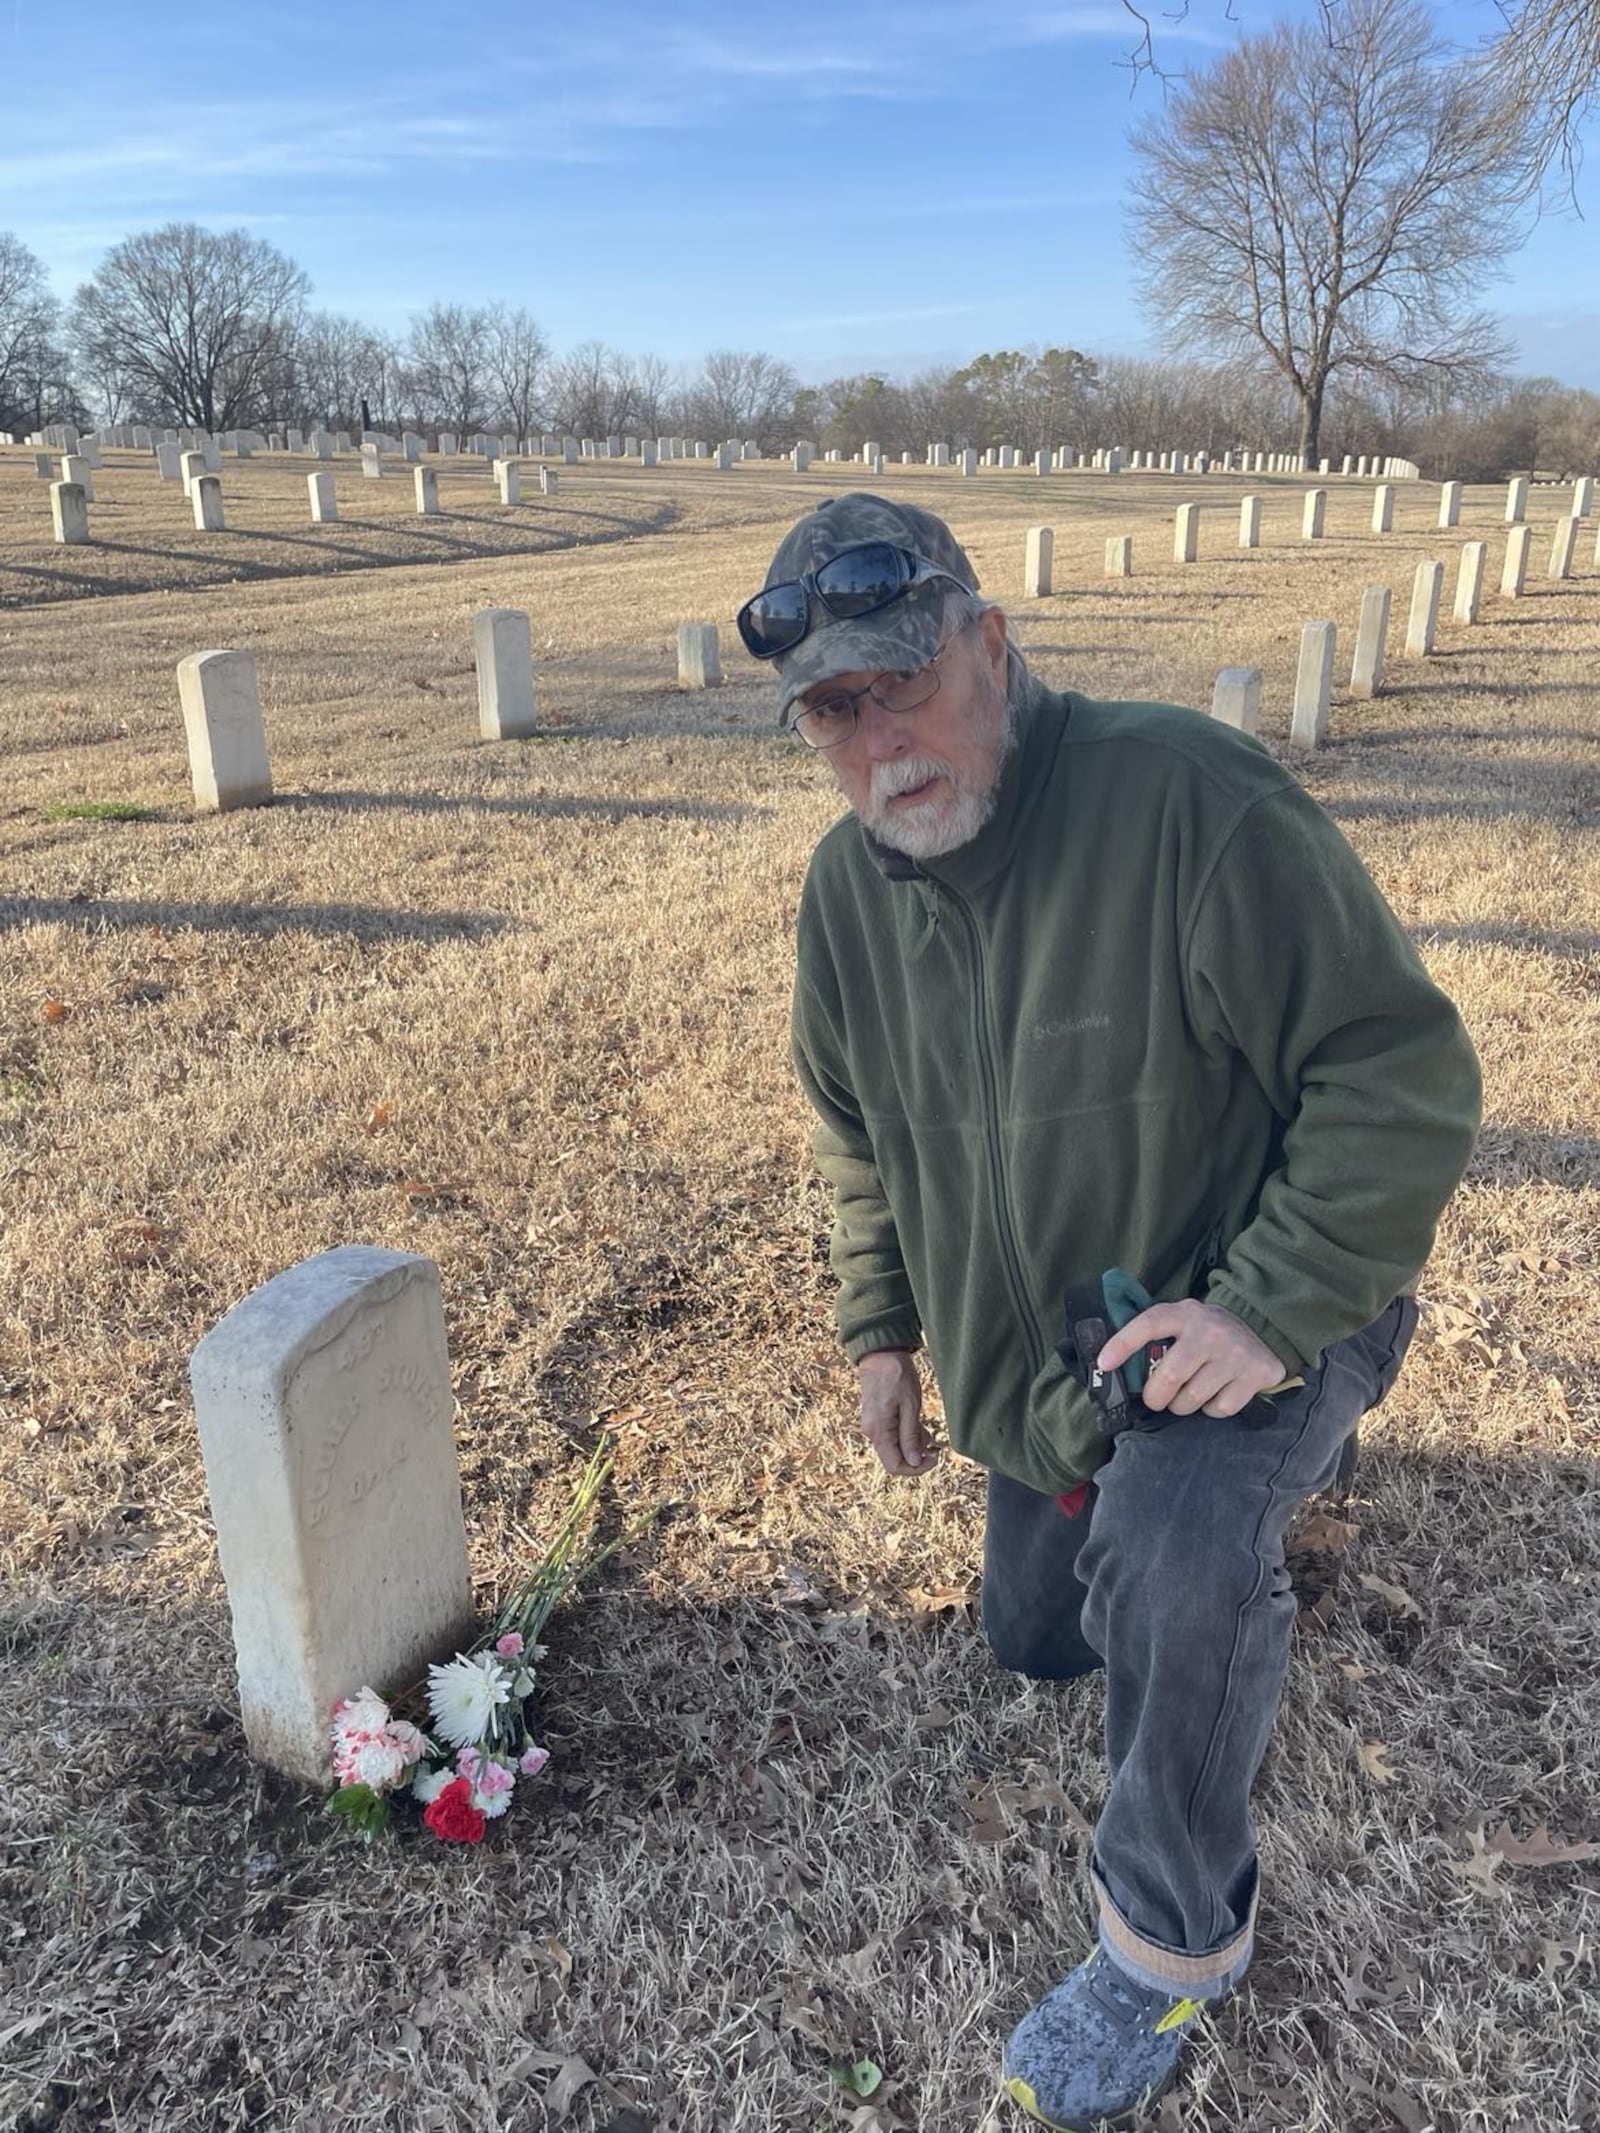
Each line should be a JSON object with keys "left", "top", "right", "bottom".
{"left": 677, "top": 622, "right": 722, "bottom": 690}
{"left": 1572, "top": 475, "right": 1594, "bottom": 518}
{"left": 414, "top": 466, "right": 439, "bottom": 515}
{"left": 156, "top": 442, "right": 182, "bottom": 481}
{"left": 1349, "top": 585, "right": 1392, "bottom": 699}
{"left": 360, "top": 445, "right": 383, "bottom": 479}
{"left": 1549, "top": 515, "right": 1579, "bottom": 579}
{"left": 177, "top": 649, "right": 271, "bottom": 810}
{"left": 61, "top": 453, "right": 95, "bottom": 502}
{"left": 932, "top": 443, "right": 950, "bottom": 467}
{"left": 1501, "top": 523, "right": 1531, "bottom": 597}
{"left": 1301, "top": 488, "right": 1326, "bottom": 540}
{"left": 641, "top": 439, "right": 658, "bottom": 467}
{"left": 1372, "top": 485, "right": 1395, "bottom": 534}
{"left": 1453, "top": 540, "right": 1486, "bottom": 624}
{"left": 1023, "top": 526, "right": 1053, "bottom": 597}
{"left": 1239, "top": 495, "right": 1261, "bottom": 549}
{"left": 494, "top": 459, "right": 521, "bottom": 505}
{"left": 1290, "top": 621, "right": 1336, "bottom": 748}
{"left": 960, "top": 449, "right": 977, "bottom": 478}
{"left": 1404, "top": 560, "right": 1443, "bottom": 657}
{"left": 50, "top": 480, "right": 89, "bottom": 545}
{"left": 563, "top": 438, "right": 580, "bottom": 464}
{"left": 1105, "top": 535, "right": 1132, "bottom": 577}
{"left": 1211, "top": 667, "right": 1261, "bottom": 734}
{"left": 1505, "top": 476, "right": 1528, "bottom": 523}
{"left": 192, "top": 474, "right": 226, "bottom": 531}
{"left": 308, "top": 471, "right": 337, "bottom": 522}
{"left": 286, "top": 428, "right": 304, "bottom": 452}
{"left": 438, "top": 432, "right": 458, "bottom": 457}
{"left": 1438, "top": 481, "right": 1462, "bottom": 529}
{"left": 310, "top": 431, "right": 333, "bottom": 461}
{"left": 473, "top": 608, "right": 538, "bottom": 739}
{"left": 792, "top": 443, "right": 813, "bottom": 472}
{"left": 1174, "top": 502, "right": 1200, "bottom": 563}
{"left": 403, "top": 432, "right": 423, "bottom": 463}
{"left": 33, "top": 451, "right": 52, "bottom": 478}
{"left": 538, "top": 466, "right": 557, "bottom": 495}
{"left": 190, "top": 1245, "right": 474, "bottom": 1784}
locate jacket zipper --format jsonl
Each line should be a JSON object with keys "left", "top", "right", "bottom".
{"left": 942, "top": 880, "right": 1049, "bottom": 1373}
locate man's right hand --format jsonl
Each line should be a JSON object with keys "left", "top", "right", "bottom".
{"left": 856, "top": 1349, "right": 938, "bottom": 1477}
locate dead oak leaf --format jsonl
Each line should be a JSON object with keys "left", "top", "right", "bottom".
{"left": 1486, "top": 1821, "right": 1600, "bottom": 1870}
{"left": 1358, "top": 1739, "right": 1399, "bottom": 1785}
{"left": 1358, "top": 1572, "right": 1422, "bottom": 1621}
{"left": 1289, "top": 1511, "right": 1360, "bottom": 1555}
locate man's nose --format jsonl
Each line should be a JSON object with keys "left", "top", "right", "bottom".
{"left": 857, "top": 694, "right": 909, "bottom": 757}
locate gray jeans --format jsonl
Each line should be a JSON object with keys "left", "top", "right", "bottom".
{"left": 981, "top": 1295, "right": 1419, "bottom": 1997}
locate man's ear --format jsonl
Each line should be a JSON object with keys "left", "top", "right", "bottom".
{"left": 976, "top": 603, "right": 1009, "bottom": 676}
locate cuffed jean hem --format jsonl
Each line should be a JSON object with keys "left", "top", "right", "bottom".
{"left": 1092, "top": 1861, "right": 1256, "bottom": 1999}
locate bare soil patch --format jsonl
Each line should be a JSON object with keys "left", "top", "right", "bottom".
{"left": 1, "top": 457, "right": 1597, "bottom": 2132}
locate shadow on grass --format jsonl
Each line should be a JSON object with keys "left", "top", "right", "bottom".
{"left": 1412, "top": 919, "right": 1600, "bottom": 959}
{"left": 0, "top": 894, "right": 512, "bottom": 942}
{"left": 282, "top": 789, "right": 768, "bottom": 824}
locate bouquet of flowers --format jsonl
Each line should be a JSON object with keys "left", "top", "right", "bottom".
{"left": 326, "top": 1440, "right": 621, "bottom": 1845}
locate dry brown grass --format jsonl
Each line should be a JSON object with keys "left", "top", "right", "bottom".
{"left": 1, "top": 450, "right": 1597, "bottom": 2133}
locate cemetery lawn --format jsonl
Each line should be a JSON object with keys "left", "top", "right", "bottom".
{"left": 2, "top": 452, "right": 1598, "bottom": 2133}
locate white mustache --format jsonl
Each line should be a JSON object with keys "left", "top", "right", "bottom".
{"left": 871, "top": 755, "right": 950, "bottom": 805}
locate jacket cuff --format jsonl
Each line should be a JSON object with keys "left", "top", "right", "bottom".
{"left": 1203, "top": 1279, "right": 1315, "bottom": 1376}
{"left": 842, "top": 1321, "right": 922, "bottom": 1366}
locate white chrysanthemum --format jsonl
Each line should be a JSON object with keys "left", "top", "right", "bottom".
{"left": 349, "top": 1735, "right": 411, "bottom": 1792}
{"left": 412, "top": 1765, "right": 452, "bottom": 1804}
{"left": 426, "top": 1653, "right": 511, "bottom": 1752}
{"left": 332, "top": 1686, "right": 390, "bottom": 1740}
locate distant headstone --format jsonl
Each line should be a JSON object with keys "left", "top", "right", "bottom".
{"left": 310, "top": 431, "right": 333, "bottom": 461}
{"left": 1174, "top": 502, "right": 1200, "bottom": 563}
{"left": 714, "top": 443, "right": 735, "bottom": 471}
{"left": 1290, "top": 621, "right": 1335, "bottom": 749}
{"left": 1372, "top": 485, "right": 1395, "bottom": 534}
{"left": 792, "top": 443, "right": 813, "bottom": 472}
{"left": 402, "top": 432, "right": 423, "bottom": 463}
{"left": 1239, "top": 495, "right": 1261, "bottom": 549}
{"left": 641, "top": 438, "right": 658, "bottom": 467}
{"left": 1404, "top": 560, "right": 1443, "bottom": 657}
{"left": 153, "top": 442, "right": 180, "bottom": 482}
{"left": 1034, "top": 449, "right": 1051, "bottom": 477}
{"left": 494, "top": 459, "right": 521, "bottom": 505}
{"left": 1504, "top": 476, "right": 1528, "bottom": 523}
{"left": 563, "top": 438, "right": 580, "bottom": 464}
{"left": 438, "top": 432, "right": 458, "bottom": 457}
{"left": 50, "top": 480, "right": 89, "bottom": 545}
{"left": 932, "top": 443, "right": 950, "bottom": 467}
{"left": 1301, "top": 488, "right": 1326, "bottom": 539}
{"left": 1438, "top": 481, "right": 1462, "bottom": 529}
{"left": 538, "top": 466, "right": 557, "bottom": 495}
{"left": 1501, "top": 523, "right": 1531, "bottom": 597}
{"left": 1349, "top": 585, "right": 1392, "bottom": 698}
{"left": 177, "top": 649, "right": 271, "bottom": 811}
{"left": 1210, "top": 667, "right": 1261, "bottom": 734}
{"left": 1548, "top": 515, "right": 1578, "bottom": 580}
{"left": 1105, "top": 535, "right": 1132, "bottom": 577}
{"left": 192, "top": 474, "right": 226, "bottom": 531}
{"left": 61, "top": 453, "right": 95, "bottom": 502}
{"left": 1023, "top": 526, "right": 1053, "bottom": 597}
{"left": 189, "top": 1245, "right": 474, "bottom": 1785}
{"left": 1453, "top": 540, "right": 1486, "bottom": 624}
{"left": 677, "top": 622, "right": 722, "bottom": 690}
{"left": 411, "top": 466, "right": 438, "bottom": 516}
{"left": 960, "top": 449, "right": 977, "bottom": 478}
{"left": 286, "top": 428, "right": 304, "bottom": 452}
{"left": 1572, "top": 475, "right": 1594, "bottom": 518}
{"left": 361, "top": 446, "right": 383, "bottom": 479}
{"left": 308, "top": 471, "right": 337, "bottom": 522}
{"left": 473, "top": 608, "right": 538, "bottom": 738}
{"left": 33, "top": 452, "right": 52, "bottom": 478}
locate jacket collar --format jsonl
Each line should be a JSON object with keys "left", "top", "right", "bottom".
{"left": 857, "top": 682, "right": 1066, "bottom": 891}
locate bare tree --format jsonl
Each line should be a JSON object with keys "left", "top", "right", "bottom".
{"left": 682, "top": 349, "right": 799, "bottom": 452}
{"left": 543, "top": 340, "right": 661, "bottom": 439}
{"left": 294, "top": 310, "right": 399, "bottom": 433}
{"left": 0, "top": 233, "right": 73, "bottom": 435}
{"left": 405, "top": 302, "right": 493, "bottom": 435}
{"left": 71, "top": 223, "right": 308, "bottom": 431}
{"left": 1128, "top": 0, "right": 1529, "bottom": 466}
{"left": 484, "top": 303, "right": 548, "bottom": 439}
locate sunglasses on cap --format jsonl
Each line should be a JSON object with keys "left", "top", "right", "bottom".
{"left": 736, "top": 540, "right": 959, "bottom": 660}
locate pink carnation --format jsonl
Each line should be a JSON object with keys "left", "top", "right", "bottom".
{"left": 519, "top": 1743, "right": 550, "bottom": 1778}
{"left": 494, "top": 1632, "right": 524, "bottom": 1657}
{"left": 471, "top": 1757, "right": 516, "bottom": 1819}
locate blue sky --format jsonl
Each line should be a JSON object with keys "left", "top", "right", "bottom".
{"left": 6, "top": 0, "right": 1598, "bottom": 388}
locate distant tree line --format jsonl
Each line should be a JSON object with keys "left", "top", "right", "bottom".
{"left": 0, "top": 218, "right": 1594, "bottom": 479}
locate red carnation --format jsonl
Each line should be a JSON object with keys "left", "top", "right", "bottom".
{"left": 423, "top": 1776, "right": 486, "bottom": 1845}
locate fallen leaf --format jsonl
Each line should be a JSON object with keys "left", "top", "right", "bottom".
{"left": 544, "top": 2057, "right": 597, "bottom": 2119}
{"left": 1486, "top": 1821, "right": 1600, "bottom": 1869}
{"left": 540, "top": 1932, "right": 573, "bottom": 1985}
{"left": 1358, "top": 1739, "right": 1398, "bottom": 1785}
{"left": 41, "top": 998, "right": 68, "bottom": 1022}
{"left": 830, "top": 2058, "right": 883, "bottom": 2098}
{"left": 363, "top": 1101, "right": 391, "bottom": 1133}
{"left": 1539, "top": 1933, "right": 1585, "bottom": 1978}
{"left": 401, "top": 1179, "right": 438, "bottom": 1200}
{"left": 1333, "top": 1656, "right": 1370, "bottom": 1681}
{"left": 1289, "top": 1511, "right": 1360, "bottom": 1555}
{"left": 913, "top": 1703, "right": 956, "bottom": 1733}
{"left": 1358, "top": 1572, "right": 1422, "bottom": 1621}
{"left": 907, "top": 1583, "right": 977, "bottom": 1621}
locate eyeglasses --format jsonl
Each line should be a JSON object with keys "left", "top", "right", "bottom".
{"left": 737, "top": 541, "right": 959, "bottom": 660}
{"left": 786, "top": 616, "right": 975, "bottom": 750}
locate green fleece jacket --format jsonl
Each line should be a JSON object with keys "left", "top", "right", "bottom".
{"left": 791, "top": 684, "right": 1482, "bottom": 1494}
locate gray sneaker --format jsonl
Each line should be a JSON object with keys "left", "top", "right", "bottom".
{"left": 1002, "top": 1948, "right": 1207, "bottom": 2130}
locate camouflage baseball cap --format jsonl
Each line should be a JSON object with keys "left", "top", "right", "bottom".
{"left": 755, "top": 492, "right": 981, "bottom": 720}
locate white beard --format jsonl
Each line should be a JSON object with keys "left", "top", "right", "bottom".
{"left": 857, "top": 688, "right": 1018, "bottom": 861}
